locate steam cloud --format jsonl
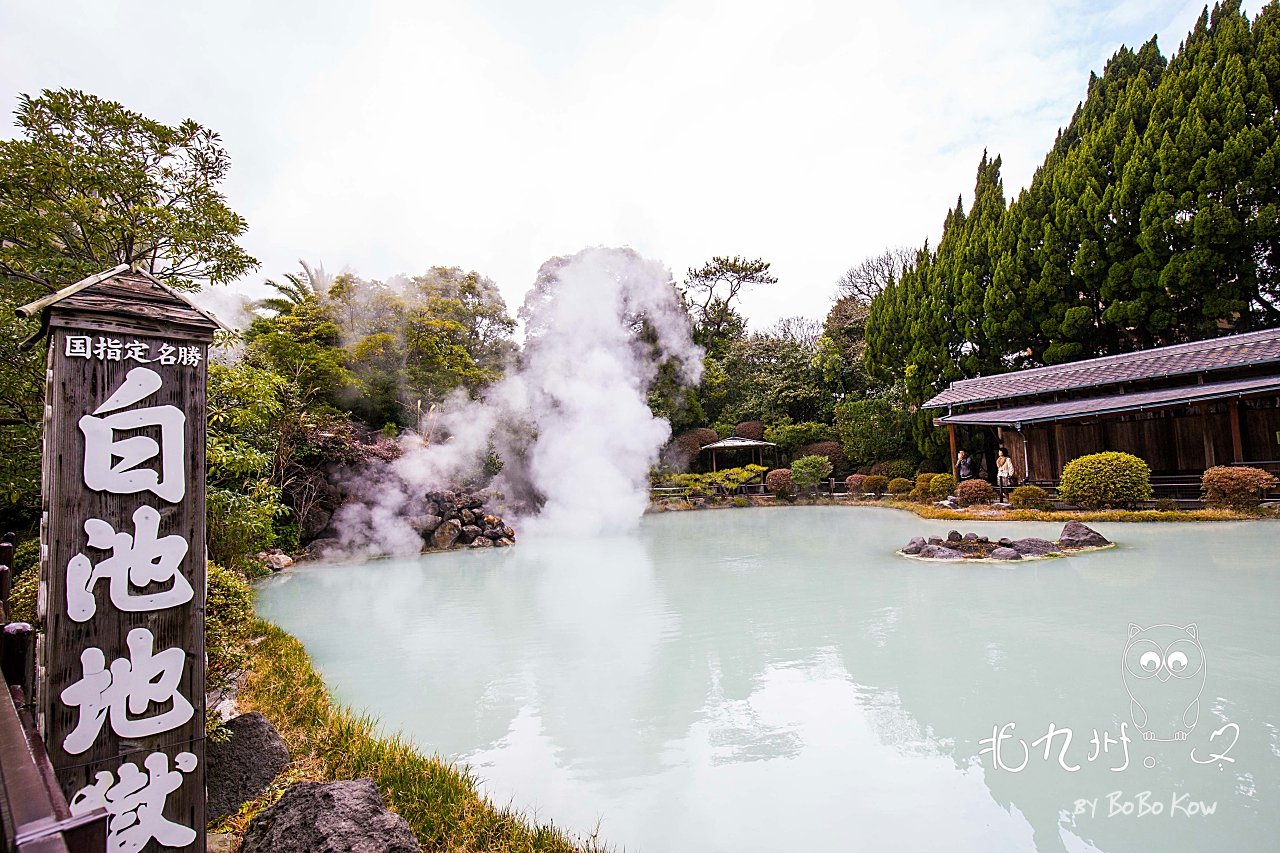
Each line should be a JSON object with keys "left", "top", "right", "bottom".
{"left": 333, "top": 247, "right": 702, "bottom": 552}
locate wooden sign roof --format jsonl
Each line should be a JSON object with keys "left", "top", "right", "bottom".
{"left": 16, "top": 264, "right": 229, "bottom": 343}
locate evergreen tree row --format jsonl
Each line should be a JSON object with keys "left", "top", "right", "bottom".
{"left": 867, "top": 0, "right": 1280, "bottom": 457}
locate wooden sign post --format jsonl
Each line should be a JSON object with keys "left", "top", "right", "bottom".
{"left": 20, "top": 265, "right": 225, "bottom": 853}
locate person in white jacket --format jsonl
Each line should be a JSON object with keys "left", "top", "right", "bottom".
{"left": 996, "top": 448, "right": 1016, "bottom": 499}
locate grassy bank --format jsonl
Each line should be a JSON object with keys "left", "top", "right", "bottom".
{"left": 223, "top": 618, "right": 605, "bottom": 852}
{"left": 880, "top": 499, "right": 1270, "bottom": 523}
{"left": 649, "top": 494, "right": 1275, "bottom": 523}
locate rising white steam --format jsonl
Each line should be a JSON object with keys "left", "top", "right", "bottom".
{"left": 336, "top": 246, "right": 702, "bottom": 549}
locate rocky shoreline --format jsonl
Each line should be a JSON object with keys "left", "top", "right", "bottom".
{"left": 303, "top": 489, "right": 516, "bottom": 563}
{"left": 899, "top": 521, "right": 1112, "bottom": 561}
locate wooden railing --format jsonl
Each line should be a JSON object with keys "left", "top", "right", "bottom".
{"left": 0, "top": 533, "right": 108, "bottom": 853}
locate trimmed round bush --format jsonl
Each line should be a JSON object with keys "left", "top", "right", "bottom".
{"left": 765, "top": 468, "right": 794, "bottom": 498}
{"left": 734, "top": 420, "right": 765, "bottom": 440}
{"left": 1154, "top": 497, "right": 1178, "bottom": 512}
{"left": 672, "top": 427, "right": 720, "bottom": 461}
{"left": 888, "top": 477, "right": 913, "bottom": 495}
{"left": 955, "top": 479, "right": 996, "bottom": 506}
{"left": 795, "top": 441, "right": 846, "bottom": 474}
{"left": 1201, "top": 465, "right": 1277, "bottom": 510}
{"left": 928, "top": 473, "right": 956, "bottom": 499}
{"left": 908, "top": 485, "right": 929, "bottom": 503}
{"left": 1009, "top": 484, "right": 1052, "bottom": 510}
{"left": 845, "top": 474, "right": 867, "bottom": 495}
{"left": 863, "top": 475, "right": 889, "bottom": 495}
{"left": 915, "top": 473, "right": 934, "bottom": 490}
{"left": 1058, "top": 451, "right": 1152, "bottom": 509}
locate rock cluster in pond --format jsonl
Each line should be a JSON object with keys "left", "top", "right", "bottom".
{"left": 417, "top": 490, "right": 516, "bottom": 550}
{"left": 256, "top": 548, "right": 295, "bottom": 572}
{"left": 205, "top": 712, "right": 289, "bottom": 823}
{"left": 239, "top": 778, "right": 418, "bottom": 853}
{"left": 900, "top": 522, "right": 1110, "bottom": 561}
{"left": 307, "top": 489, "right": 516, "bottom": 559}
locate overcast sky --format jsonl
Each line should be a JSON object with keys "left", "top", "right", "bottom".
{"left": 0, "top": 0, "right": 1260, "bottom": 330}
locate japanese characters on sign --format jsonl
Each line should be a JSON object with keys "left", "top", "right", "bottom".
{"left": 45, "top": 336, "right": 207, "bottom": 853}
{"left": 65, "top": 334, "right": 203, "bottom": 367}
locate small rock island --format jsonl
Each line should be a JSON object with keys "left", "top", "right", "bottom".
{"left": 900, "top": 521, "right": 1112, "bottom": 561}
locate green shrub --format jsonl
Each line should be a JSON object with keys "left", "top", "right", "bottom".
{"left": 206, "top": 563, "right": 254, "bottom": 731}
{"left": 718, "top": 464, "right": 768, "bottom": 491}
{"left": 208, "top": 482, "right": 289, "bottom": 571}
{"left": 1154, "top": 497, "right": 1179, "bottom": 512}
{"left": 928, "top": 474, "right": 956, "bottom": 499}
{"left": 915, "top": 473, "right": 934, "bottom": 490}
{"left": 791, "top": 454, "right": 834, "bottom": 495}
{"left": 765, "top": 468, "right": 794, "bottom": 498}
{"left": 1058, "top": 451, "right": 1152, "bottom": 509}
{"left": 794, "top": 441, "right": 845, "bottom": 474}
{"left": 732, "top": 496, "right": 750, "bottom": 507}
{"left": 955, "top": 479, "right": 996, "bottom": 506}
{"left": 887, "top": 477, "right": 913, "bottom": 495}
{"left": 1009, "top": 484, "right": 1052, "bottom": 510}
{"left": 870, "top": 459, "right": 915, "bottom": 480}
{"left": 845, "top": 474, "right": 866, "bottom": 494}
{"left": 11, "top": 539, "right": 38, "bottom": 580}
{"left": 8, "top": 569, "right": 38, "bottom": 625}
{"left": 864, "top": 475, "right": 889, "bottom": 495}
{"left": 1201, "top": 465, "right": 1277, "bottom": 509}
{"left": 908, "top": 485, "right": 929, "bottom": 503}
{"left": 764, "top": 422, "right": 833, "bottom": 454}
{"left": 734, "top": 420, "right": 765, "bottom": 441}
{"left": 671, "top": 472, "right": 713, "bottom": 497}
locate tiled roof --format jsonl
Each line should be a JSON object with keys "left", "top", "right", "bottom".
{"left": 923, "top": 327, "right": 1280, "bottom": 409}
{"left": 936, "top": 374, "right": 1280, "bottom": 426}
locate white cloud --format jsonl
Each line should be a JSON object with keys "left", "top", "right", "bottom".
{"left": 1, "top": 0, "right": 1261, "bottom": 328}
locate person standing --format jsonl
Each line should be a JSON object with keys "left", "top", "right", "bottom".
{"left": 956, "top": 449, "right": 973, "bottom": 481}
{"left": 996, "top": 448, "right": 1016, "bottom": 499}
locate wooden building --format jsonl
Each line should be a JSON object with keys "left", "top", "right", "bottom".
{"left": 924, "top": 328, "right": 1280, "bottom": 484}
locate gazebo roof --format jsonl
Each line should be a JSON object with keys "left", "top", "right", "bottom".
{"left": 700, "top": 436, "right": 777, "bottom": 451}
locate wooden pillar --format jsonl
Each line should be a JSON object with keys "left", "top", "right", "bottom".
{"left": 1200, "top": 406, "right": 1216, "bottom": 469}
{"left": 1229, "top": 400, "right": 1244, "bottom": 463}
{"left": 948, "top": 424, "right": 958, "bottom": 481}
{"left": 1054, "top": 422, "right": 1068, "bottom": 479}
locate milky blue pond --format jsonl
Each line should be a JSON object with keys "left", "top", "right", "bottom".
{"left": 255, "top": 507, "right": 1280, "bottom": 852}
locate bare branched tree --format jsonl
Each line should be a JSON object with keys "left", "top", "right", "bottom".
{"left": 836, "top": 247, "right": 915, "bottom": 303}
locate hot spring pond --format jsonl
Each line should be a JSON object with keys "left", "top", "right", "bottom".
{"left": 255, "top": 507, "right": 1280, "bottom": 852}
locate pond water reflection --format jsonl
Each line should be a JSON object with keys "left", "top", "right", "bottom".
{"left": 255, "top": 507, "right": 1280, "bottom": 852}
